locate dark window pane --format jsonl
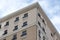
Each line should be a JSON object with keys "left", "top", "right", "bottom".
{"left": 3, "top": 30, "right": 7, "bottom": 35}
{"left": 12, "top": 34, "right": 17, "bottom": 40}
{"left": 42, "top": 19, "right": 45, "bottom": 24}
{"left": 15, "top": 17, "right": 19, "bottom": 22}
{"left": 22, "top": 21, "right": 27, "bottom": 27}
{"left": 5, "top": 21, "right": 9, "bottom": 26}
{"left": 21, "top": 30, "right": 27, "bottom": 37}
{"left": 0, "top": 25, "right": 1, "bottom": 29}
{"left": 43, "top": 36, "right": 45, "bottom": 40}
{"left": 38, "top": 21, "right": 41, "bottom": 27}
{"left": 13, "top": 25, "right": 18, "bottom": 31}
{"left": 38, "top": 13, "right": 41, "bottom": 17}
{"left": 38, "top": 30, "right": 41, "bottom": 38}
{"left": 51, "top": 33, "right": 53, "bottom": 37}
{"left": 42, "top": 28, "right": 46, "bottom": 34}
{"left": 23, "top": 13, "right": 28, "bottom": 18}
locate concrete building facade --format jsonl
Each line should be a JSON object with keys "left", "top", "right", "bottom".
{"left": 0, "top": 2, "right": 60, "bottom": 40}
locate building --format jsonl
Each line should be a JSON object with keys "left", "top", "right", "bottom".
{"left": 0, "top": 2, "right": 60, "bottom": 40}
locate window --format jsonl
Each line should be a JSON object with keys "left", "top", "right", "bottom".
{"left": 21, "top": 30, "right": 27, "bottom": 37}
{"left": 14, "top": 17, "right": 19, "bottom": 22}
{"left": 43, "top": 36, "right": 45, "bottom": 40}
{"left": 51, "top": 32, "right": 56, "bottom": 37}
{"left": 13, "top": 25, "right": 18, "bottom": 31}
{"left": 51, "top": 33, "right": 53, "bottom": 37}
{"left": 3, "top": 30, "right": 8, "bottom": 35}
{"left": 42, "top": 19, "right": 45, "bottom": 25}
{"left": 42, "top": 27, "right": 46, "bottom": 34}
{"left": 0, "top": 25, "right": 1, "bottom": 29}
{"left": 38, "top": 30, "right": 41, "bottom": 38}
{"left": 5, "top": 21, "right": 9, "bottom": 26}
{"left": 22, "top": 21, "right": 27, "bottom": 27}
{"left": 12, "top": 34, "right": 17, "bottom": 40}
{"left": 38, "top": 13, "right": 41, "bottom": 17}
{"left": 23, "top": 13, "right": 28, "bottom": 18}
{"left": 38, "top": 21, "right": 41, "bottom": 27}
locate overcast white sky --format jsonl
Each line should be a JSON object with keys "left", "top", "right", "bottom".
{"left": 0, "top": 0, "right": 60, "bottom": 35}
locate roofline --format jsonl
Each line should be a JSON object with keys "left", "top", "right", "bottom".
{"left": 0, "top": 2, "right": 39, "bottom": 22}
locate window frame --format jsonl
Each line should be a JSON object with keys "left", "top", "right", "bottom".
{"left": 23, "top": 13, "right": 28, "bottom": 18}
{"left": 14, "top": 17, "right": 19, "bottom": 22}
{"left": 13, "top": 25, "right": 18, "bottom": 31}
{"left": 21, "top": 30, "right": 27, "bottom": 37}
{"left": 3, "top": 30, "right": 8, "bottom": 35}
{"left": 12, "top": 34, "right": 17, "bottom": 40}
{"left": 22, "top": 21, "right": 27, "bottom": 27}
{"left": 5, "top": 21, "right": 9, "bottom": 26}
{"left": 0, "top": 25, "right": 1, "bottom": 29}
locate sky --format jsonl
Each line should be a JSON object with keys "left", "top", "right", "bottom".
{"left": 0, "top": 0, "right": 60, "bottom": 35}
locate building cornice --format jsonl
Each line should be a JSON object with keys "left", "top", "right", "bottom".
{"left": 0, "top": 2, "right": 39, "bottom": 22}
